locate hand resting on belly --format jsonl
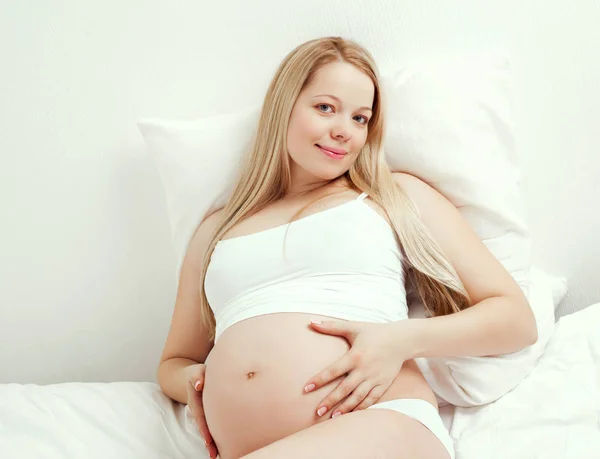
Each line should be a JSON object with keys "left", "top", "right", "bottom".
{"left": 201, "top": 312, "right": 436, "bottom": 459}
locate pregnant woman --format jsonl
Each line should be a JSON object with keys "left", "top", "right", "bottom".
{"left": 157, "top": 36, "right": 538, "bottom": 459}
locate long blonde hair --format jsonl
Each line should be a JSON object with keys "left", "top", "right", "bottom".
{"left": 199, "top": 37, "right": 471, "bottom": 342}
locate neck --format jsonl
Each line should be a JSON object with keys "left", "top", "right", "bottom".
{"left": 285, "top": 164, "right": 329, "bottom": 198}
{"left": 286, "top": 172, "right": 350, "bottom": 200}
{"left": 286, "top": 180, "right": 328, "bottom": 198}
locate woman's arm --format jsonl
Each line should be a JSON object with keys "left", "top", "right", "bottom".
{"left": 157, "top": 210, "right": 221, "bottom": 403}
{"left": 392, "top": 172, "right": 538, "bottom": 358}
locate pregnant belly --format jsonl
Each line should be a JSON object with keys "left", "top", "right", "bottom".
{"left": 202, "top": 313, "right": 437, "bottom": 459}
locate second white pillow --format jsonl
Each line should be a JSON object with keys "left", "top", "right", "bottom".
{"left": 138, "top": 50, "right": 532, "bottom": 291}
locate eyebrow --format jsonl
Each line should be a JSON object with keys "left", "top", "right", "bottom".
{"left": 313, "top": 94, "right": 373, "bottom": 112}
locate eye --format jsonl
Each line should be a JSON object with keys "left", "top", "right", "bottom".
{"left": 354, "top": 115, "right": 369, "bottom": 125}
{"left": 317, "top": 103, "right": 333, "bottom": 113}
{"left": 316, "top": 103, "right": 369, "bottom": 125}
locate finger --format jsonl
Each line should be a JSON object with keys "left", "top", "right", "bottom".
{"left": 187, "top": 377, "right": 212, "bottom": 443}
{"left": 188, "top": 392, "right": 213, "bottom": 445}
{"left": 195, "top": 410, "right": 213, "bottom": 446}
{"left": 192, "top": 378, "right": 204, "bottom": 392}
{"left": 353, "top": 384, "right": 386, "bottom": 411}
{"left": 329, "top": 380, "right": 374, "bottom": 417}
{"left": 206, "top": 441, "right": 219, "bottom": 459}
{"left": 197, "top": 402, "right": 218, "bottom": 459}
{"left": 310, "top": 319, "right": 356, "bottom": 339}
{"left": 304, "top": 353, "right": 354, "bottom": 393}
{"left": 315, "top": 372, "right": 363, "bottom": 417}
{"left": 188, "top": 367, "right": 205, "bottom": 392}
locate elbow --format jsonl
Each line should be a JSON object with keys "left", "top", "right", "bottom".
{"left": 156, "top": 358, "right": 169, "bottom": 390}
{"left": 528, "top": 322, "right": 539, "bottom": 347}
{"left": 156, "top": 361, "right": 164, "bottom": 388}
{"left": 521, "top": 297, "right": 539, "bottom": 347}
{"left": 504, "top": 293, "right": 538, "bottom": 350}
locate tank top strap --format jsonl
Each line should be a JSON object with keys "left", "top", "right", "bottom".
{"left": 356, "top": 191, "right": 369, "bottom": 201}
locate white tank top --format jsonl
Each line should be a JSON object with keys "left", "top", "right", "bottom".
{"left": 204, "top": 192, "right": 408, "bottom": 342}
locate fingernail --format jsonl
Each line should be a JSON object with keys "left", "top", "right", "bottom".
{"left": 310, "top": 320, "right": 322, "bottom": 324}
{"left": 331, "top": 410, "right": 342, "bottom": 418}
{"left": 194, "top": 380, "right": 202, "bottom": 391}
{"left": 304, "top": 383, "right": 315, "bottom": 393}
{"left": 317, "top": 406, "right": 328, "bottom": 416}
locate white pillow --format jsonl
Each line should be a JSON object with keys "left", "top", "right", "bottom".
{"left": 138, "top": 50, "right": 555, "bottom": 405}
{"left": 138, "top": 49, "right": 531, "bottom": 291}
{"left": 549, "top": 273, "right": 568, "bottom": 310}
{"left": 139, "top": 105, "right": 260, "bottom": 281}
{"left": 410, "top": 266, "right": 567, "bottom": 407}
{"left": 381, "top": 50, "right": 531, "bottom": 293}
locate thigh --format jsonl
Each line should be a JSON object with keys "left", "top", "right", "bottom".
{"left": 237, "top": 409, "right": 451, "bottom": 459}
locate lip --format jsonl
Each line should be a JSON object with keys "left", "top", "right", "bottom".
{"left": 316, "top": 144, "right": 346, "bottom": 160}
{"left": 316, "top": 144, "right": 347, "bottom": 155}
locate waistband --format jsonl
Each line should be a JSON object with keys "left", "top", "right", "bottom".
{"left": 367, "top": 398, "right": 455, "bottom": 459}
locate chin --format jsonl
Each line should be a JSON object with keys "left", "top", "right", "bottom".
{"left": 311, "top": 167, "right": 347, "bottom": 181}
{"left": 289, "top": 152, "right": 351, "bottom": 182}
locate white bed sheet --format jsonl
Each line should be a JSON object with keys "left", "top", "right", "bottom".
{"left": 450, "top": 302, "right": 600, "bottom": 459}
{"left": 1, "top": 304, "right": 599, "bottom": 459}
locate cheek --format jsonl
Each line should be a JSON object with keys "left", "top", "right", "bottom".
{"left": 351, "top": 131, "right": 368, "bottom": 153}
{"left": 289, "top": 110, "right": 322, "bottom": 150}
{"left": 288, "top": 110, "right": 305, "bottom": 140}
{"left": 297, "top": 109, "right": 323, "bottom": 140}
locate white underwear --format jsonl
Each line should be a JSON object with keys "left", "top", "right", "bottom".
{"left": 367, "top": 398, "right": 455, "bottom": 459}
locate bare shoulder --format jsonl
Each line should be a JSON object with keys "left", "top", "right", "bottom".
{"left": 184, "top": 209, "right": 224, "bottom": 266}
{"left": 390, "top": 172, "right": 464, "bottom": 228}
{"left": 391, "top": 172, "right": 447, "bottom": 211}
{"left": 391, "top": 170, "right": 469, "bottom": 233}
{"left": 391, "top": 171, "right": 429, "bottom": 191}
{"left": 391, "top": 171, "right": 528, "bottom": 308}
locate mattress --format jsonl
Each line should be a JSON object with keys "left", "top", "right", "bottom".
{"left": 2, "top": 303, "right": 599, "bottom": 459}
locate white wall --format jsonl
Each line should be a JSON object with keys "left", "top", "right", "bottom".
{"left": 1, "top": 0, "right": 599, "bottom": 384}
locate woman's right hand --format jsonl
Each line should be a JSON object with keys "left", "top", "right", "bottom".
{"left": 185, "top": 363, "right": 218, "bottom": 459}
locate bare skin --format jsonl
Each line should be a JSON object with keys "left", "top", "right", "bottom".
{"left": 201, "top": 187, "right": 443, "bottom": 459}
{"left": 164, "top": 61, "right": 449, "bottom": 459}
{"left": 159, "top": 60, "right": 532, "bottom": 458}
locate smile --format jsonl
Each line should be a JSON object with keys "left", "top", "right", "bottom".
{"left": 316, "top": 144, "right": 346, "bottom": 160}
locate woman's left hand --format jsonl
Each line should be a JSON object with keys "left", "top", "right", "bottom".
{"left": 303, "top": 319, "right": 414, "bottom": 419}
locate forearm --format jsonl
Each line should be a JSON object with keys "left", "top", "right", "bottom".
{"left": 406, "top": 295, "right": 538, "bottom": 359}
{"left": 157, "top": 357, "right": 199, "bottom": 404}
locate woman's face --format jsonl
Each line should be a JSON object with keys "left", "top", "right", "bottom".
{"left": 286, "top": 61, "right": 375, "bottom": 184}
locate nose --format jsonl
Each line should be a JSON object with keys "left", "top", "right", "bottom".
{"left": 331, "top": 118, "right": 351, "bottom": 142}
